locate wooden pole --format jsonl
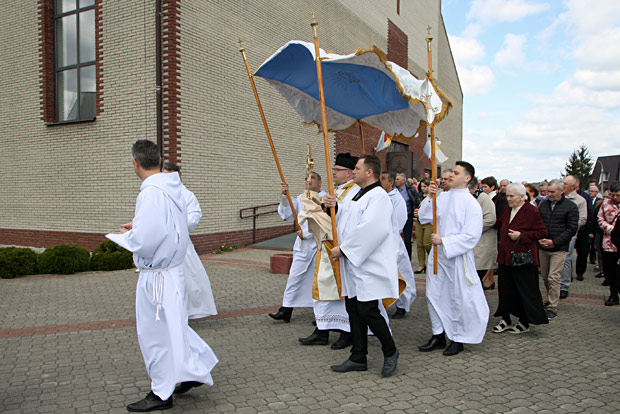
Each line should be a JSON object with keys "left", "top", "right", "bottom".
{"left": 238, "top": 40, "right": 303, "bottom": 235}
{"left": 311, "top": 13, "right": 340, "bottom": 271}
{"left": 357, "top": 120, "right": 365, "bottom": 154}
{"left": 426, "top": 26, "right": 438, "bottom": 275}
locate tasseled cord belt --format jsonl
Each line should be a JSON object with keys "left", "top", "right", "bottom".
{"left": 138, "top": 265, "right": 180, "bottom": 321}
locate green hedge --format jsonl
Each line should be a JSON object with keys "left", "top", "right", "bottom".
{"left": 90, "top": 240, "right": 134, "bottom": 271}
{"left": 37, "top": 244, "right": 90, "bottom": 275}
{"left": 0, "top": 247, "right": 38, "bottom": 279}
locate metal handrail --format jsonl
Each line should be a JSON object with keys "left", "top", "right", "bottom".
{"left": 240, "top": 203, "right": 295, "bottom": 244}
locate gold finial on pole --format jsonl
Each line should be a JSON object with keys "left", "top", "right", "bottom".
{"left": 311, "top": 11, "right": 318, "bottom": 37}
{"left": 425, "top": 26, "right": 434, "bottom": 79}
{"left": 238, "top": 39, "right": 247, "bottom": 60}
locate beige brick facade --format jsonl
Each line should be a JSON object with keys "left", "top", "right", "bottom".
{"left": 0, "top": 0, "right": 462, "bottom": 253}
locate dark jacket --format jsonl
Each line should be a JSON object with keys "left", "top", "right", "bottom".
{"left": 577, "top": 189, "right": 594, "bottom": 236}
{"left": 496, "top": 202, "right": 547, "bottom": 267}
{"left": 404, "top": 184, "right": 422, "bottom": 217}
{"left": 492, "top": 193, "right": 508, "bottom": 225}
{"left": 538, "top": 195, "right": 579, "bottom": 252}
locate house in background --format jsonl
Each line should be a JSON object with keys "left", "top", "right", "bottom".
{"left": 591, "top": 155, "right": 620, "bottom": 193}
{"left": 0, "top": 0, "right": 462, "bottom": 253}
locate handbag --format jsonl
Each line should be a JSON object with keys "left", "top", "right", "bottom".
{"left": 510, "top": 234, "right": 535, "bottom": 268}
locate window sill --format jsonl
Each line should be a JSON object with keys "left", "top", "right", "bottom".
{"left": 46, "top": 117, "right": 96, "bottom": 127}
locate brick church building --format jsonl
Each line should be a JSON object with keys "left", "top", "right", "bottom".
{"left": 0, "top": 0, "right": 462, "bottom": 253}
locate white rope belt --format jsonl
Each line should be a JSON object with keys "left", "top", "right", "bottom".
{"left": 138, "top": 264, "right": 181, "bottom": 321}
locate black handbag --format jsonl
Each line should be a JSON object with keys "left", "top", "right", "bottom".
{"left": 510, "top": 234, "right": 535, "bottom": 268}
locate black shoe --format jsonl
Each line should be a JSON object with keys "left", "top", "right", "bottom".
{"left": 392, "top": 308, "right": 406, "bottom": 319}
{"left": 414, "top": 267, "right": 426, "bottom": 274}
{"left": 602, "top": 280, "right": 610, "bottom": 286}
{"left": 443, "top": 341, "right": 464, "bottom": 356}
{"left": 595, "top": 272, "right": 604, "bottom": 278}
{"left": 559, "top": 290, "right": 569, "bottom": 299}
{"left": 381, "top": 349, "right": 399, "bottom": 377}
{"left": 576, "top": 274, "right": 584, "bottom": 281}
{"left": 268, "top": 307, "right": 292, "bottom": 323}
{"left": 127, "top": 391, "right": 173, "bottom": 412}
{"left": 545, "top": 309, "right": 557, "bottom": 319}
{"left": 604, "top": 296, "right": 619, "bottom": 306}
{"left": 299, "top": 330, "right": 328, "bottom": 345}
{"left": 330, "top": 359, "right": 367, "bottom": 373}
{"left": 330, "top": 332, "right": 352, "bottom": 350}
{"left": 483, "top": 282, "right": 495, "bottom": 290}
{"left": 419, "top": 333, "right": 446, "bottom": 352}
{"left": 173, "top": 381, "right": 203, "bottom": 395}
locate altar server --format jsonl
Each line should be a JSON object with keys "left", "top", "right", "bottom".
{"left": 269, "top": 172, "right": 324, "bottom": 322}
{"left": 418, "top": 161, "right": 489, "bottom": 357}
{"left": 380, "top": 171, "right": 417, "bottom": 319}
{"left": 108, "top": 140, "right": 217, "bottom": 412}
{"left": 329, "top": 155, "right": 400, "bottom": 377}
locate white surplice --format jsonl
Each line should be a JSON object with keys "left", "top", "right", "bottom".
{"left": 338, "top": 186, "right": 399, "bottom": 302}
{"left": 388, "top": 188, "right": 417, "bottom": 312}
{"left": 313, "top": 180, "right": 358, "bottom": 331}
{"left": 182, "top": 185, "right": 217, "bottom": 319}
{"left": 418, "top": 187, "right": 489, "bottom": 344}
{"left": 107, "top": 172, "right": 217, "bottom": 400}
{"left": 277, "top": 191, "right": 325, "bottom": 308}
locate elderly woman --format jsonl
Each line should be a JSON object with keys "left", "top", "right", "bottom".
{"left": 598, "top": 181, "right": 620, "bottom": 306}
{"left": 413, "top": 178, "right": 432, "bottom": 273}
{"left": 493, "top": 183, "right": 548, "bottom": 334}
{"left": 468, "top": 177, "right": 497, "bottom": 285}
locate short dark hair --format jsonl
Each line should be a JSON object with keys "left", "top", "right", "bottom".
{"left": 525, "top": 183, "right": 539, "bottom": 198}
{"left": 481, "top": 176, "right": 498, "bottom": 191}
{"left": 381, "top": 170, "right": 396, "bottom": 184}
{"left": 132, "top": 140, "right": 160, "bottom": 170}
{"left": 359, "top": 154, "right": 382, "bottom": 179}
{"left": 455, "top": 161, "right": 475, "bottom": 179}
{"left": 310, "top": 171, "right": 322, "bottom": 182}
{"left": 163, "top": 161, "right": 180, "bottom": 172}
{"left": 420, "top": 177, "right": 430, "bottom": 187}
{"left": 610, "top": 181, "right": 620, "bottom": 193}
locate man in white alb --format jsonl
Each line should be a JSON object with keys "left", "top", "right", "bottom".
{"left": 418, "top": 161, "right": 489, "bottom": 356}
{"left": 107, "top": 140, "right": 217, "bottom": 412}
{"left": 329, "top": 155, "right": 400, "bottom": 377}
{"left": 380, "top": 171, "right": 417, "bottom": 319}
{"left": 268, "top": 172, "right": 324, "bottom": 323}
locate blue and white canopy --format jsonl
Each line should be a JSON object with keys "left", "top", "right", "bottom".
{"left": 255, "top": 41, "right": 451, "bottom": 138}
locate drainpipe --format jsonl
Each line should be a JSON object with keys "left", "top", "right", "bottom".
{"left": 156, "top": 0, "right": 163, "bottom": 167}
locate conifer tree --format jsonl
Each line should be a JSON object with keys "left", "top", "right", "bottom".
{"left": 563, "top": 144, "right": 593, "bottom": 190}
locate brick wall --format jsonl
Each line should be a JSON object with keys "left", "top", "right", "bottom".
{"left": 0, "top": 0, "right": 461, "bottom": 253}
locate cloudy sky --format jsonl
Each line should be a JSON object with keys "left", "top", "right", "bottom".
{"left": 441, "top": 0, "right": 620, "bottom": 182}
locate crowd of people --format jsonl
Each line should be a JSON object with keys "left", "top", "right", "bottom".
{"left": 106, "top": 139, "right": 620, "bottom": 412}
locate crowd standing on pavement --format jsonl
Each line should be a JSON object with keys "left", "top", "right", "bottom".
{"left": 106, "top": 140, "right": 620, "bottom": 412}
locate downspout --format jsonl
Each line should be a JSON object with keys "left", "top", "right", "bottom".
{"left": 156, "top": 0, "right": 163, "bottom": 166}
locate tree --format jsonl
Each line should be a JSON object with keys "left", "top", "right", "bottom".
{"left": 563, "top": 144, "right": 593, "bottom": 190}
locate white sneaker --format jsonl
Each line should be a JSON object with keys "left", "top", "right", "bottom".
{"left": 492, "top": 319, "right": 512, "bottom": 333}
{"left": 508, "top": 322, "right": 530, "bottom": 334}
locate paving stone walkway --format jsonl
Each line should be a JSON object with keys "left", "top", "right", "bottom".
{"left": 1, "top": 245, "right": 619, "bottom": 413}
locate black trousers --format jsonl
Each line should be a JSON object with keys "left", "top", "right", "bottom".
{"left": 494, "top": 265, "right": 548, "bottom": 326}
{"left": 601, "top": 251, "right": 620, "bottom": 298}
{"left": 575, "top": 232, "right": 590, "bottom": 276}
{"left": 345, "top": 297, "right": 396, "bottom": 364}
{"left": 403, "top": 215, "right": 414, "bottom": 260}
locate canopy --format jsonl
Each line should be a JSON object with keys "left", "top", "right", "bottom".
{"left": 255, "top": 41, "right": 451, "bottom": 138}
